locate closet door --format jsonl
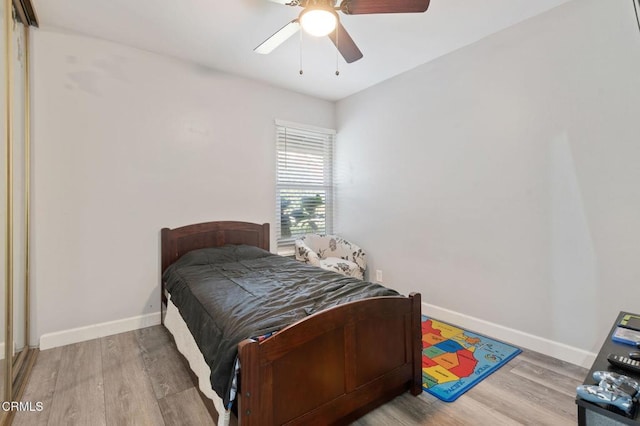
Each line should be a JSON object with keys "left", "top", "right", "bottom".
{"left": 1, "top": 1, "right": 35, "bottom": 412}
{"left": 0, "top": 0, "right": 7, "bottom": 405}
{"left": 10, "top": 0, "right": 26, "bottom": 375}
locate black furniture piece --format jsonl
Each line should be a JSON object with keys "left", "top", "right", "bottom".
{"left": 577, "top": 311, "right": 640, "bottom": 425}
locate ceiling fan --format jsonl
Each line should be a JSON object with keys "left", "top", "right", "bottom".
{"left": 254, "top": 0, "right": 431, "bottom": 64}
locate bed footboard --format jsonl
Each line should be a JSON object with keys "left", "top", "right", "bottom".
{"left": 238, "top": 293, "right": 422, "bottom": 425}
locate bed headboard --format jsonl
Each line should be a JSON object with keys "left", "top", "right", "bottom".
{"left": 161, "top": 221, "right": 270, "bottom": 273}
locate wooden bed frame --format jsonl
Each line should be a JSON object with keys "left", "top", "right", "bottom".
{"left": 161, "top": 221, "right": 422, "bottom": 425}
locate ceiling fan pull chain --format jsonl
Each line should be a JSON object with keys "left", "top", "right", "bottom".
{"left": 335, "top": 24, "right": 340, "bottom": 76}
{"left": 299, "top": 29, "right": 304, "bottom": 75}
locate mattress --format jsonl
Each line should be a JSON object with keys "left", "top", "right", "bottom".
{"left": 164, "top": 294, "right": 231, "bottom": 426}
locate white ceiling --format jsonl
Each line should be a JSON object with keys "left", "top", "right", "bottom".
{"left": 31, "top": 0, "right": 572, "bottom": 101}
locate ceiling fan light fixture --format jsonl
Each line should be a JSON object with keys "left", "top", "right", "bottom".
{"left": 299, "top": 8, "right": 337, "bottom": 37}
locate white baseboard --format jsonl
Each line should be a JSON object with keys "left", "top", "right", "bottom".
{"left": 37, "top": 304, "right": 597, "bottom": 368}
{"left": 39, "top": 312, "right": 161, "bottom": 351}
{"left": 423, "top": 302, "right": 597, "bottom": 369}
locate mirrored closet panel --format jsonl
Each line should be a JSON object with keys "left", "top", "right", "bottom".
{"left": 1, "top": 0, "right": 37, "bottom": 424}
{"left": 0, "top": 0, "right": 6, "bottom": 408}
{"left": 11, "top": 0, "right": 26, "bottom": 379}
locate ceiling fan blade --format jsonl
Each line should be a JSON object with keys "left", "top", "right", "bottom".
{"left": 340, "top": 0, "right": 430, "bottom": 15}
{"left": 328, "top": 21, "right": 363, "bottom": 63}
{"left": 254, "top": 20, "right": 301, "bottom": 54}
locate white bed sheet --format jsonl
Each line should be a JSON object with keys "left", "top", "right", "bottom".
{"left": 164, "top": 295, "right": 231, "bottom": 426}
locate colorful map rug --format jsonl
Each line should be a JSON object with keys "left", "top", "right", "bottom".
{"left": 422, "top": 315, "right": 521, "bottom": 402}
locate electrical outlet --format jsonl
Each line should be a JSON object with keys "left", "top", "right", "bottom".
{"left": 375, "top": 270, "right": 383, "bottom": 283}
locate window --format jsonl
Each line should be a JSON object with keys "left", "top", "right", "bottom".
{"left": 276, "top": 120, "right": 335, "bottom": 254}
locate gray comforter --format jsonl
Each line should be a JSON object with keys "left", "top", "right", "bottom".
{"left": 162, "top": 244, "right": 399, "bottom": 407}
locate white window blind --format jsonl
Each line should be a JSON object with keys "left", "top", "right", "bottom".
{"left": 276, "top": 122, "right": 335, "bottom": 254}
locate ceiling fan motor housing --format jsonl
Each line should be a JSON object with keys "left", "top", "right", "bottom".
{"left": 298, "top": 0, "right": 338, "bottom": 9}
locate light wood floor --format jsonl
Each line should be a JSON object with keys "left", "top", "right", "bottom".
{"left": 12, "top": 325, "right": 587, "bottom": 426}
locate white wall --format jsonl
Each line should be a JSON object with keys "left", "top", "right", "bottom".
{"left": 31, "top": 29, "right": 334, "bottom": 345}
{"left": 336, "top": 0, "right": 640, "bottom": 362}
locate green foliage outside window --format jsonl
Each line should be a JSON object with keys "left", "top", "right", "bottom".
{"left": 280, "top": 193, "right": 325, "bottom": 238}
